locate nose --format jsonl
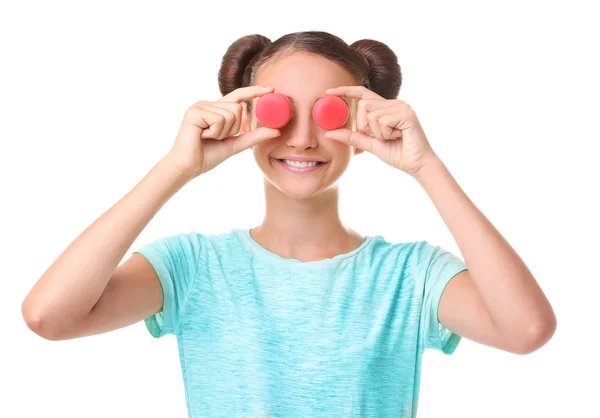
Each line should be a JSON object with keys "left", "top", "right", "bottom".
{"left": 284, "top": 107, "right": 319, "bottom": 150}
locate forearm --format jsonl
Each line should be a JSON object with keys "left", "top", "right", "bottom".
{"left": 413, "top": 157, "right": 556, "bottom": 339}
{"left": 22, "top": 156, "right": 192, "bottom": 333}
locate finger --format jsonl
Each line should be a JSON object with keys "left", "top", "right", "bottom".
{"left": 361, "top": 99, "right": 392, "bottom": 112}
{"left": 369, "top": 104, "right": 407, "bottom": 138}
{"left": 378, "top": 113, "right": 404, "bottom": 139}
{"left": 325, "top": 85, "right": 383, "bottom": 100}
{"left": 357, "top": 99, "right": 369, "bottom": 134}
{"left": 220, "top": 85, "right": 275, "bottom": 104}
{"left": 391, "top": 128, "right": 403, "bottom": 139}
{"left": 368, "top": 106, "right": 397, "bottom": 140}
{"left": 357, "top": 99, "right": 389, "bottom": 133}
{"left": 367, "top": 111, "right": 383, "bottom": 140}
{"left": 359, "top": 124, "right": 374, "bottom": 137}
{"left": 184, "top": 106, "right": 214, "bottom": 131}
{"left": 365, "top": 101, "right": 402, "bottom": 139}
{"left": 199, "top": 104, "right": 236, "bottom": 139}
{"left": 230, "top": 127, "right": 281, "bottom": 156}
{"left": 212, "top": 102, "right": 243, "bottom": 136}
{"left": 324, "top": 128, "right": 375, "bottom": 153}
{"left": 191, "top": 108, "right": 227, "bottom": 140}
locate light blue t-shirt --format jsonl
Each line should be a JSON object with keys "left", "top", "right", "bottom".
{"left": 133, "top": 228, "right": 468, "bottom": 417}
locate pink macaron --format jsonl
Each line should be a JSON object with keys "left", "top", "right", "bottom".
{"left": 312, "top": 95, "right": 349, "bottom": 130}
{"left": 255, "top": 93, "right": 293, "bottom": 129}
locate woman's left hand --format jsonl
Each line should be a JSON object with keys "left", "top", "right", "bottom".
{"left": 324, "top": 86, "right": 439, "bottom": 176}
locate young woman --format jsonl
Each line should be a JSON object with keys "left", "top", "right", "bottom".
{"left": 22, "top": 31, "right": 556, "bottom": 417}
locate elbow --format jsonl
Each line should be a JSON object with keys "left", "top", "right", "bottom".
{"left": 513, "top": 314, "right": 557, "bottom": 355}
{"left": 21, "top": 298, "right": 64, "bottom": 341}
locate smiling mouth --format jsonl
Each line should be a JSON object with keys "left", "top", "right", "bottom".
{"left": 277, "top": 159, "right": 326, "bottom": 165}
{"left": 273, "top": 158, "right": 329, "bottom": 172}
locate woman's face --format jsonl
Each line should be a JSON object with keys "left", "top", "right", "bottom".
{"left": 246, "top": 51, "right": 363, "bottom": 200}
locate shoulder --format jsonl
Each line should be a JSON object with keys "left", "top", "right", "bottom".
{"left": 169, "top": 228, "right": 252, "bottom": 263}
{"left": 160, "top": 229, "right": 240, "bottom": 250}
{"left": 367, "top": 234, "right": 431, "bottom": 263}
{"left": 362, "top": 234, "right": 430, "bottom": 278}
{"left": 366, "top": 236, "right": 461, "bottom": 282}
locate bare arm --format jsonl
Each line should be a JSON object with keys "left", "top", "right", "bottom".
{"left": 21, "top": 156, "right": 192, "bottom": 340}
{"left": 415, "top": 157, "right": 556, "bottom": 354}
{"left": 22, "top": 86, "right": 280, "bottom": 341}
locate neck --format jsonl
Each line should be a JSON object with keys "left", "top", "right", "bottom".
{"left": 250, "top": 179, "right": 364, "bottom": 261}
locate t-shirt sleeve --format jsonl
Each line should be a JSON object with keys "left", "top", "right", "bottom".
{"left": 132, "top": 231, "right": 203, "bottom": 338}
{"left": 417, "top": 241, "right": 468, "bottom": 355}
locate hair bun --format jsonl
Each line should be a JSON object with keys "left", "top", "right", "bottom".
{"left": 350, "top": 39, "right": 402, "bottom": 99}
{"left": 218, "top": 34, "right": 271, "bottom": 96}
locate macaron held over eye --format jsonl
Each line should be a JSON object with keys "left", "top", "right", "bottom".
{"left": 255, "top": 93, "right": 349, "bottom": 130}
{"left": 255, "top": 93, "right": 293, "bottom": 129}
{"left": 312, "top": 95, "right": 349, "bottom": 130}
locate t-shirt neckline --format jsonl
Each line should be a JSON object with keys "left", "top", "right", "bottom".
{"left": 234, "top": 228, "right": 375, "bottom": 265}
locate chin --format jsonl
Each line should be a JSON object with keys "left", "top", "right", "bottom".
{"left": 271, "top": 181, "right": 324, "bottom": 200}
{"left": 288, "top": 190, "right": 325, "bottom": 201}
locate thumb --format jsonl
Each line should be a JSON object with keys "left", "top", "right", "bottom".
{"left": 324, "top": 129, "right": 372, "bottom": 153}
{"left": 230, "top": 127, "right": 281, "bottom": 155}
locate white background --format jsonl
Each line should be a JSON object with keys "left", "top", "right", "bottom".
{"left": 2, "top": 0, "right": 598, "bottom": 417}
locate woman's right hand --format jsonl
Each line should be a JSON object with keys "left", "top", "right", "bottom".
{"left": 165, "top": 85, "right": 281, "bottom": 179}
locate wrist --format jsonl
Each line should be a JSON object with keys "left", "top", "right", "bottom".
{"left": 411, "top": 154, "right": 444, "bottom": 180}
{"left": 162, "top": 154, "right": 201, "bottom": 181}
{"left": 159, "top": 156, "right": 198, "bottom": 184}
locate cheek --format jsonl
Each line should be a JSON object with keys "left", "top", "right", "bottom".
{"left": 324, "top": 141, "right": 353, "bottom": 164}
{"left": 252, "top": 142, "right": 275, "bottom": 165}
{"left": 252, "top": 143, "right": 264, "bottom": 160}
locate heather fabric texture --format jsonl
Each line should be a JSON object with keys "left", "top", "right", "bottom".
{"left": 133, "top": 228, "right": 468, "bottom": 417}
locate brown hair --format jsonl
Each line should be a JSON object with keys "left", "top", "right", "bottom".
{"left": 218, "top": 31, "right": 402, "bottom": 111}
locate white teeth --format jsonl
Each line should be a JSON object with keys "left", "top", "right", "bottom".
{"left": 283, "top": 160, "right": 320, "bottom": 168}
